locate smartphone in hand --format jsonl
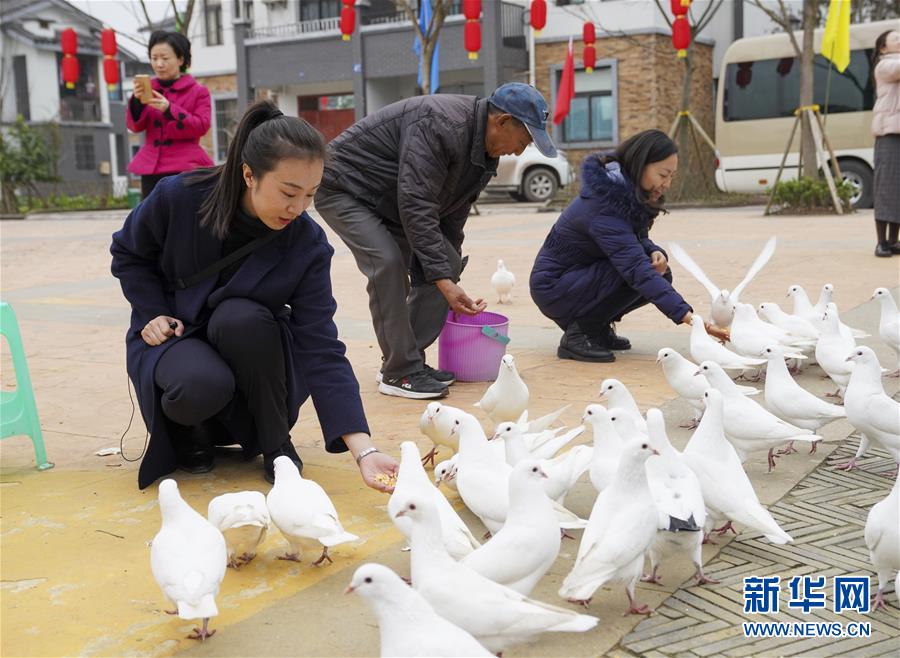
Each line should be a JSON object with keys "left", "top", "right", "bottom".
{"left": 133, "top": 75, "right": 152, "bottom": 102}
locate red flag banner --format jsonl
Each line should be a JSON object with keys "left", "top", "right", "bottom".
{"left": 553, "top": 38, "right": 575, "bottom": 125}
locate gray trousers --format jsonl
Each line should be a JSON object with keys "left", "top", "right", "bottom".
{"left": 314, "top": 189, "right": 462, "bottom": 379}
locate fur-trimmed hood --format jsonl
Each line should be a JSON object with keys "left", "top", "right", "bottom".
{"left": 580, "top": 154, "right": 655, "bottom": 229}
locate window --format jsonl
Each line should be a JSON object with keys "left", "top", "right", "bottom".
{"left": 13, "top": 55, "right": 29, "bottom": 120}
{"left": 214, "top": 97, "right": 239, "bottom": 162}
{"left": 75, "top": 135, "right": 96, "bottom": 170}
{"left": 558, "top": 67, "right": 615, "bottom": 145}
{"left": 233, "top": 0, "right": 254, "bottom": 27}
{"left": 723, "top": 49, "right": 875, "bottom": 121}
{"left": 206, "top": 0, "right": 224, "bottom": 45}
{"left": 300, "top": 0, "right": 340, "bottom": 21}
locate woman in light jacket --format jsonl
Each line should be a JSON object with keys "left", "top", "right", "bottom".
{"left": 872, "top": 28, "right": 900, "bottom": 257}
{"left": 127, "top": 31, "right": 213, "bottom": 199}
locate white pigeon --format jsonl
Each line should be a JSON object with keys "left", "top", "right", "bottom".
{"left": 689, "top": 314, "right": 766, "bottom": 372}
{"left": 421, "top": 403, "right": 506, "bottom": 465}
{"left": 150, "top": 479, "right": 227, "bottom": 642}
{"left": 757, "top": 302, "right": 820, "bottom": 342}
{"left": 207, "top": 491, "right": 269, "bottom": 568}
{"left": 682, "top": 390, "right": 793, "bottom": 544}
{"left": 641, "top": 409, "right": 714, "bottom": 586}
{"left": 668, "top": 236, "right": 776, "bottom": 328}
{"left": 346, "top": 563, "right": 493, "bottom": 658}
{"left": 559, "top": 438, "right": 661, "bottom": 614}
{"left": 491, "top": 259, "right": 516, "bottom": 304}
{"left": 462, "top": 459, "right": 562, "bottom": 595}
{"left": 582, "top": 404, "right": 623, "bottom": 493}
{"left": 729, "top": 303, "right": 815, "bottom": 359}
{"left": 761, "top": 345, "right": 846, "bottom": 445}
{"left": 657, "top": 347, "right": 758, "bottom": 428}
{"left": 816, "top": 302, "right": 857, "bottom": 397}
{"left": 266, "top": 456, "right": 358, "bottom": 565}
{"left": 814, "top": 283, "right": 868, "bottom": 337}
{"left": 388, "top": 441, "right": 480, "bottom": 560}
{"left": 872, "top": 287, "right": 900, "bottom": 375}
{"left": 396, "top": 496, "right": 599, "bottom": 655}
{"left": 842, "top": 347, "right": 900, "bottom": 472}
{"left": 521, "top": 404, "right": 572, "bottom": 434}
{"left": 599, "top": 378, "right": 647, "bottom": 432}
{"left": 697, "top": 360, "right": 820, "bottom": 470}
{"left": 434, "top": 456, "right": 459, "bottom": 492}
{"left": 493, "top": 419, "right": 585, "bottom": 463}
{"left": 452, "top": 410, "right": 586, "bottom": 535}
{"left": 493, "top": 422, "right": 592, "bottom": 504}
{"left": 474, "top": 354, "right": 529, "bottom": 424}
{"left": 864, "top": 476, "right": 900, "bottom": 611}
{"left": 789, "top": 284, "right": 861, "bottom": 341}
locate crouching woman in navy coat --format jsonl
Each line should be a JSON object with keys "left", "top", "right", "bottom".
{"left": 530, "top": 129, "right": 727, "bottom": 362}
{"left": 111, "top": 100, "right": 399, "bottom": 490}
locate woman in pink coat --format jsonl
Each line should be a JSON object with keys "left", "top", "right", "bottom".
{"left": 127, "top": 31, "right": 213, "bottom": 198}
{"left": 872, "top": 28, "right": 900, "bottom": 257}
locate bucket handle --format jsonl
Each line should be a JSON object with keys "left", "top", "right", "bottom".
{"left": 481, "top": 326, "right": 510, "bottom": 345}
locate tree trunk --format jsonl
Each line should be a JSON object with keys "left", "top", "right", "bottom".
{"left": 669, "top": 42, "right": 713, "bottom": 201}
{"left": 1, "top": 182, "right": 19, "bottom": 214}
{"left": 799, "top": 0, "right": 818, "bottom": 180}
{"left": 421, "top": 40, "right": 434, "bottom": 95}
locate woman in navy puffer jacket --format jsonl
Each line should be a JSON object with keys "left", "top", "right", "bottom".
{"left": 530, "top": 130, "right": 721, "bottom": 362}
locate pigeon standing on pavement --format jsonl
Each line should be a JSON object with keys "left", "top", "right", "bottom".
{"left": 682, "top": 390, "right": 793, "bottom": 544}
{"left": 864, "top": 476, "right": 900, "bottom": 611}
{"left": 388, "top": 441, "right": 480, "bottom": 560}
{"left": 872, "top": 287, "right": 900, "bottom": 376}
{"left": 559, "top": 438, "right": 660, "bottom": 614}
{"left": 397, "top": 496, "right": 599, "bottom": 655}
{"left": 697, "top": 361, "right": 819, "bottom": 470}
{"left": 729, "top": 303, "right": 815, "bottom": 359}
{"left": 814, "top": 284, "right": 868, "bottom": 337}
{"left": 462, "top": 459, "right": 562, "bottom": 595}
{"left": 266, "top": 456, "right": 358, "bottom": 565}
{"left": 841, "top": 347, "right": 900, "bottom": 472}
{"left": 583, "top": 404, "right": 623, "bottom": 493}
{"left": 346, "top": 563, "right": 493, "bottom": 657}
{"left": 207, "top": 491, "right": 269, "bottom": 568}
{"left": 474, "top": 354, "right": 529, "bottom": 424}
{"left": 816, "top": 303, "right": 857, "bottom": 398}
{"left": 667, "top": 236, "right": 776, "bottom": 328}
{"left": 599, "top": 378, "right": 647, "bottom": 432}
{"left": 491, "top": 259, "right": 516, "bottom": 304}
{"left": 757, "top": 302, "right": 820, "bottom": 342}
{"left": 641, "top": 409, "right": 714, "bottom": 586}
{"left": 150, "top": 479, "right": 227, "bottom": 642}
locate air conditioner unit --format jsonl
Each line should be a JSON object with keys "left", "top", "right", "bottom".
{"left": 261, "top": 0, "right": 288, "bottom": 7}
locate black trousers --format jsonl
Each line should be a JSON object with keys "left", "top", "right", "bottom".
{"left": 141, "top": 173, "right": 179, "bottom": 199}
{"left": 154, "top": 297, "right": 289, "bottom": 455}
{"left": 573, "top": 269, "right": 674, "bottom": 336}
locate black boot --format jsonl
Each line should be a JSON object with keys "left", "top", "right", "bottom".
{"left": 596, "top": 324, "right": 632, "bottom": 350}
{"left": 875, "top": 241, "right": 892, "bottom": 257}
{"left": 557, "top": 323, "right": 615, "bottom": 363}
{"left": 172, "top": 421, "right": 215, "bottom": 474}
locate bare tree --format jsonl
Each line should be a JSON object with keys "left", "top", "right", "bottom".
{"left": 137, "top": 0, "right": 196, "bottom": 37}
{"left": 752, "top": 0, "right": 819, "bottom": 180}
{"left": 396, "top": 0, "right": 450, "bottom": 95}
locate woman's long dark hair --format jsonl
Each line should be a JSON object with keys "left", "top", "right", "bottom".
{"left": 602, "top": 129, "right": 678, "bottom": 214}
{"left": 189, "top": 100, "right": 326, "bottom": 238}
{"left": 872, "top": 30, "right": 897, "bottom": 84}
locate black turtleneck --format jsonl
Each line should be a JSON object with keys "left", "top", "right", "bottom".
{"left": 218, "top": 206, "right": 277, "bottom": 284}
{"left": 129, "top": 77, "right": 179, "bottom": 121}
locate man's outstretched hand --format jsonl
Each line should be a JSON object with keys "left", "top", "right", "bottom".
{"left": 436, "top": 279, "right": 486, "bottom": 316}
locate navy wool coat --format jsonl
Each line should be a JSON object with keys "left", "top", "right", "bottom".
{"left": 529, "top": 155, "right": 692, "bottom": 328}
{"left": 110, "top": 174, "right": 369, "bottom": 489}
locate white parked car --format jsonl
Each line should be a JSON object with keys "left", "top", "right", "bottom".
{"left": 486, "top": 144, "right": 574, "bottom": 202}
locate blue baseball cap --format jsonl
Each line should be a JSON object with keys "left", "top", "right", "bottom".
{"left": 488, "top": 82, "right": 557, "bottom": 158}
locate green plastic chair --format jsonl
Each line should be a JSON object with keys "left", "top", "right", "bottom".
{"left": 1, "top": 302, "right": 53, "bottom": 470}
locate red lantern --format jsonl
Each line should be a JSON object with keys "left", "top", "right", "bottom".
{"left": 100, "top": 28, "right": 119, "bottom": 90}
{"left": 583, "top": 22, "right": 596, "bottom": 45}
{"left": 530, "top": 0, "right": 546, "bottom": 35}
{"left": 103, "top": 58, "right": 120, "bottom": 89}
{"left": 465, "top": 20, "right": 481, "bottom": 61}
{"left": 101, "top": 28, "right": 117, "bottom": 56}
{"left": 60, "top": 28, "right": 78, "bottom": 89}
{"left": 583, "top": 45, "right": 596, "bottom": 73}
{"left": 463, "top": 0, "right": 481, "bottom": 21}
{"left": 340, "top": 6, "right": 355, "bottom": 41}
{"left": 672, "top": 15, "right": 690, "bottom": 58}
{"left": 670, "top": 0, "right": 691, "bottom": 16}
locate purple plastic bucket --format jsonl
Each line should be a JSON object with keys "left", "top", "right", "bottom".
{"left": 438, "top": 310, "right": 510, "bottom": 382}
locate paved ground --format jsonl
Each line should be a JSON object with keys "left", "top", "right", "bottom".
{"left": 1, "top": 203, "right": 898, "bottom": 657}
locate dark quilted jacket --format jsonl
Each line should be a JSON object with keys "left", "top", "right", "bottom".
{"left": 529, "top": 154, "right": 692, "bottom": 328}
{"left": 320, "top": 95, "right": 497, "bottom": 282}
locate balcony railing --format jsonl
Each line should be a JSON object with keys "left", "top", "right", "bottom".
{"left": 249, "top": 15, "right": 340, "bottom": 39}
{"left": 59, "top": 98, "right": 102, "bottom": 122}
